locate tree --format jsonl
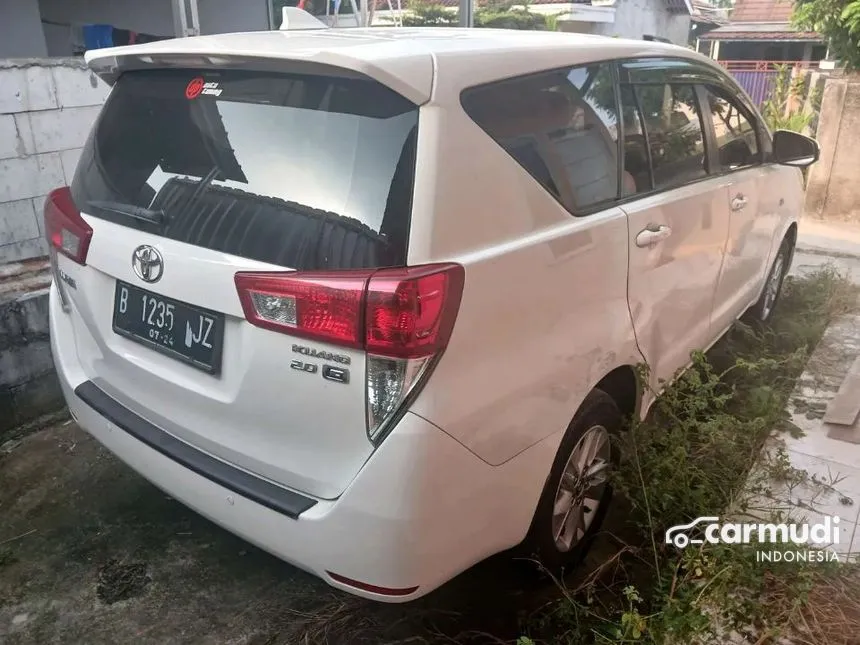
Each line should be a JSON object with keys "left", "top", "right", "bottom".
{"left": 794, "top": 0, "right": 860, "bottom": 69}
{"left": 402, "top": 0, "right": 558, "bottom": 29}
{"left": 401, "top": 2, "right": 459, "bottom": 26}
{"left": 474, "top": 7, "right": 556, "bottom": 29}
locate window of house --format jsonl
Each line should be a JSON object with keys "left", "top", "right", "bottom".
{"left": 635, "top": 84, "right": 707, "bottom": 190}
{"left": 461, "top": 62, "right": 622, "bottom": 214}
{"left": 704, "top": 88, "right": 760, "bottom": 171}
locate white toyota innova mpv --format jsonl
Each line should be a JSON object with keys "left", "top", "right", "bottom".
{"left": 47, "top": 26, "right": 819, "bottom": 602}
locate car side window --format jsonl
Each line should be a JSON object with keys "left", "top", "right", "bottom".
{"left": 619, "top": 84, "right": 652, "bottom": 195}
{"left": 703, "top": 87, "right": 761, "bottom": 171}
{"left": 461, "top": 62, "right": 621, "bottom": 215}
{"left": 635, "top": 83, "right": 708, "bottom": 190}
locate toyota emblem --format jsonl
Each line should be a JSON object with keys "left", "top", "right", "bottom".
{"left": 132, "top": 245, "right": 164, "bottom": 283}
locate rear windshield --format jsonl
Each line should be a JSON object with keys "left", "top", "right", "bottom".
{"left": 71, "top": 68, "right": 419, "bottom": 271}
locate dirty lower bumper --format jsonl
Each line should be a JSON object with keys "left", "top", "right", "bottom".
{"left": 49, "top": 285, "right": 554, "bottom": 602}
{"left": 74, "top": 380, "right": 318, "bottom": 519}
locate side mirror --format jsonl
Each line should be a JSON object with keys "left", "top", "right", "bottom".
{"left": 772, "top": 130, "right": 820, "bottom": 168}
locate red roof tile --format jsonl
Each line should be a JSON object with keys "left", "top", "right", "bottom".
{"left": 704, "top": 29, "right": 820, "bottom": 39}
{"left": 730, "top": 0, "right": 794, "bottom": 22}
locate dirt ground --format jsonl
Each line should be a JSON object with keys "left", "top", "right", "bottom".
{"left": 0, "top": 419, "right": 593, "bottom": 645}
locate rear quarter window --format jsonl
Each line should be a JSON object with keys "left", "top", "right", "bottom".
{"left": 72, "top": 68, "right": 419, "bottom": 271}
{"left": 460, "top": 62, "right": 622, "bottom": 216}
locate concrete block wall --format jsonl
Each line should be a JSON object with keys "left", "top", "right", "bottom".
{"left": 806, "top": 71, "right": 860, "bottom": 222}
{"left": 0, "top": 286, "right": 62, "bottom": 436}
{"left": 0, "top": 58, "right": 109, "bottom": 264}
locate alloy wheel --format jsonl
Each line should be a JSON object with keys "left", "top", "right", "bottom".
{"left": 762, "top": 251, "right": 786, "bottom": 320}
{"left": 551, "top": 425, "right": 611, "bottom": 552}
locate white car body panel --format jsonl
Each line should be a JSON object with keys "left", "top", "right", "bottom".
{"left": 52, "top": 288, "right": 558, "bottom": 602}
{"left": 623, "top": 177, "right": 732, "bottom": 394}
{"left": 64, "top": 215, "right": 372, "bottom": 500}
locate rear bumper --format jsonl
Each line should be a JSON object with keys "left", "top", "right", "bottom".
{"left": 50, "top": 285, "right": 554, "bottom": 601}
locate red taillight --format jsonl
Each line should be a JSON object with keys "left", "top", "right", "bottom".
{"left": 365, "top": 265, "right": 463, "bottom": 359}
{"left": 235, "top": 263, "right": 464, "bottom": 444}
{"left": 234, "top": 263, "right": 464, "bottom": 358}
{"left": 43, "top": 186, "right": 92, "bottom": 265}
{"left": 234, "top": 271, "right": 369, "bottom": 348}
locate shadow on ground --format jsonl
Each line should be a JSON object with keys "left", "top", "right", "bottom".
{"left": 0, "top": 422, "right": 624, "bottom": 644}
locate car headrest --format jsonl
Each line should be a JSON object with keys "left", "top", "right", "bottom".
{"left": 472, "top": 90, "right": 573, "bottom": 141}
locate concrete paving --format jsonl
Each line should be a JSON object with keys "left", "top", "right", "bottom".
{"left": 755, "top": 217, "right": 860, "bottom": 560}
{"left": 792, "top": 218, "right": 860, "bottom": 281}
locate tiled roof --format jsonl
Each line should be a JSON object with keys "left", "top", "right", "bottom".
{"left": 730, "top": 0, "right": 793, "bottom": 22}
{"left": 699, "top": 21, "right": 821, "bottom": 40}
{"left": 696, "top": 0, "right": 822, "bottom": 41}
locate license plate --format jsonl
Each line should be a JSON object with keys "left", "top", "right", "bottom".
{"left": 112, "top": 281, "right": 224, "bottom": 375}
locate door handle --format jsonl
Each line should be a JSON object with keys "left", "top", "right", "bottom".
{"left": 731, "top": 195, "right": 748, "bottom": 211}
{"left": 635, "top": 224, "right": 672, "bottom": 248}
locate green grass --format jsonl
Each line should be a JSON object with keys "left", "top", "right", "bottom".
{"left": 519, "top": 267, "right": 860, "bottom": 645}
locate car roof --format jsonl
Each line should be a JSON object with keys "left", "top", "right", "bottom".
{"left": 85, "top": 28, "right": 717, "bottom": 105}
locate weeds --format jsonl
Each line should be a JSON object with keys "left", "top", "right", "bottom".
{"left": 761, "top": 65, "right": 820, "bottom": 135}
{"left": 523, "top": 267, "right": 860, "bottom": 644}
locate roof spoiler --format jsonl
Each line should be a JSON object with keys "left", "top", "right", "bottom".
{"left": 279, "top": 7, "right": 329, "bottom": 30}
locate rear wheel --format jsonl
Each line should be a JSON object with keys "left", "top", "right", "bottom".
{"left": 747, "top": 237, "right": 792, "bottom": 324}
{"left": 524, "top": 390, "right": 621, "bottom": 570}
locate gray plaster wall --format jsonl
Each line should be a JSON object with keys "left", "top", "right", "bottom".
{"left": 806, "top": 72, "right": 860, "bottom": 222}
{"left": 199, "top": 0, "right": 271, "bottom": 35}
{"left": 596, "top": 0, "right": 691, "bottom": 45}
{"left": 38, "top": 0, "right": 271, "bottom": 56}
{"left": 0, "top": 0, "right": 49, "bottom": 58}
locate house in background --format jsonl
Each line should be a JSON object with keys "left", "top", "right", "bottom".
{"left": 360, "top": 0, "right": 695, "bottom": 45}
{"left": 697, "top": 0, "right": 827, "bottom": 63}
{"left": 690, "top": 0, "right": 729, "bottom": 52}
{"left": 691, "top": 0, "right": 830, "bottom": 107}
{"left": 2, "top": 0, "right": 698, "bottom": 59}
{"left": 1, "top": 0, "right": 277, "bottom": 58}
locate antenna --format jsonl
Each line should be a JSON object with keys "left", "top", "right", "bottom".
{"left": 279, "top": 6, "right": 329, "bottom": 30}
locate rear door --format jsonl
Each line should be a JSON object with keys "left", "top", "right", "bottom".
{"left": 65, "top": 66, "right": 419, "bottom": 499}
{"left": 699, "top": 84, "right": 782, "bottom": 332}
{"left": 619, "top": 60, "right": 732, "bottom": 389}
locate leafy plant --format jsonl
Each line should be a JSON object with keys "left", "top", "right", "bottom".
{"left": 475, "top": 7, "right": 555, "bottom": 29}
{"left": 401, "top": 0, "right": 558, "bottom": 29}
{"left": 794, "top": 0, "right": 860, "bottom": 70}
{"left": 760, "top": 64, "right": 819, "bottom": 134}
{"left": 401, "top": 1, "right": 459, "bottom": 26}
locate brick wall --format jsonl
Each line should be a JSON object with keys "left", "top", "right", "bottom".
{"left": 0, "top": 58, "right": 109, "bottom": 264}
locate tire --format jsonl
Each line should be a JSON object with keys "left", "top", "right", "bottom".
{"left": 523, "top": 389, "right": 622, "bottom": 571}
{"left": 746, "top": 237, "right": 792, "bottom": 324}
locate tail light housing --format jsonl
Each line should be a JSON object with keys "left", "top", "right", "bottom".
{"left": 235, "top": 263, "right": 465, "bottom": 444}
{"left": 44, "top": 186, "right": 92, "bottom": 265}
